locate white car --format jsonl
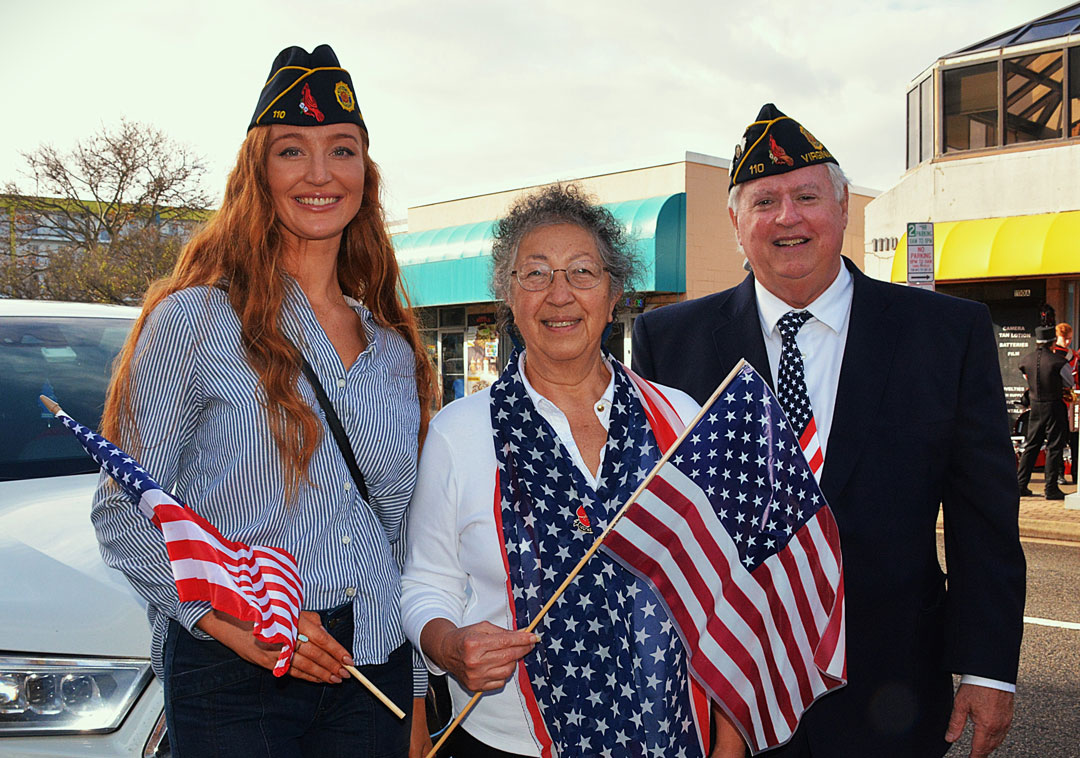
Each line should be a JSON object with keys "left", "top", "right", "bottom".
{"left": 0, "top": 300, "right": 168, "bottom": 757}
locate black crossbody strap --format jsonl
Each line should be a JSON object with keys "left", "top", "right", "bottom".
{"left": 297, "top": 355, "right": 370, "bottom": 503}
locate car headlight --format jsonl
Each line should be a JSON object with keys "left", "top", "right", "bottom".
{"left": 0, "top": 655, "right": 152, "bottom": 736}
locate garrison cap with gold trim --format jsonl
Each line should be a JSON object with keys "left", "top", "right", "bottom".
{"left": 248, "top": 44, "right": 367, "bottom": 135}
{"left": 729, "top": 103, "right": 836, "bottom": 189}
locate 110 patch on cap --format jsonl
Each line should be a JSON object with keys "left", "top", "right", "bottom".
{"left": 249, "top": 44, "right": 367, "bottom": 136}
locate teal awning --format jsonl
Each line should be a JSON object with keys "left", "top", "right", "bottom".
{"left": 394, "top": 193, "right": 686, "bottom": 307}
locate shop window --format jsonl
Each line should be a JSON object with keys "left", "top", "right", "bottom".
{"left": 943, "top": 63, "right": 998, "bottom": 152}
{"left": 604, "top": 320, "right": 625, "bottom": 363}
{"left": 420, "top": 330, "right": 437, "bottom": 363}
{"left": 1070, "top": 46, "right": 1080, "bottom": 137}
{"left": 416, "top": 307, "right": 437, "bottom": 330}
{"left": 438, "top": 306, "right": 465, "bottom": 328}
{"left": 465, "top": 321, "right": 499, "bottom": 396}
{"left": 1004, "top": 51, "right": 1064, "bottom": 144}
{"left": 906, "top": 77, "right": 936, "bottom": 168}
{"left": 920, "top": 78, "right": 934, "bottom": 162}
{"left": 440, "top": 332, "right": 464, "bottom": 406}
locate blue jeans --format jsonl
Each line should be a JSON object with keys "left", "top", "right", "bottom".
{"left": 163, "top": 604, "right": 411, "bottom": 758}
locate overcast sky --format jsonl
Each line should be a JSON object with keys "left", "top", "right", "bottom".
{"left": 0, "top": 0, "right": 1061, "bottom": 219}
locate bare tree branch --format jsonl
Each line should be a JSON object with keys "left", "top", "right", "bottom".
{"left": 1, "top": 119, "right": 212, "bottom": 303}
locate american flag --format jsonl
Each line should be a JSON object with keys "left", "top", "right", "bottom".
{"left": 47, "top": 400, "right": 304, "bottom": 676}
{"left": 602, "top": 362, "right": 845, "bottom": 753}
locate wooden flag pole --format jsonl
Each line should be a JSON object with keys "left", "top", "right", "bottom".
{"left": 424, "top": 361, "right": 747, "bottom": 758}
{"left": 40, "top": 394, "right": 406, "bottom": 721}
{"left": 344, "top": 665, "right": 406, "bottom": 719}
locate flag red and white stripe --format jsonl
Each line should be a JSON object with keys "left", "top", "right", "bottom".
{"left": 49, "top": 403, "right": 304, "bottom": 676}
{"left": 143, "top": 490, "right": 304, "bottom": 675}
{"left": 799, "top": 416, "right": 824, "bottom": 478}
{"left": 625, "top": 364, "right": 685, "bottom": 451}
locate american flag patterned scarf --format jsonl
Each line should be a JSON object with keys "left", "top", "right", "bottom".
{"left": 490, "top": 352, "right": 707, "bottom": 758}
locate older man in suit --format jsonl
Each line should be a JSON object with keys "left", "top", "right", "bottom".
{"left": 632, "top": 104, "right": 1025, "bottom": 758}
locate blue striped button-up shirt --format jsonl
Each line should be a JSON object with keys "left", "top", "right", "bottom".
{"left": 91, "top": 282, "right": 425, "bottom": 694}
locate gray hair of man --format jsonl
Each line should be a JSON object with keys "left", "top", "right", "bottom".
{"left": 726, "top": 162, "right": 851, "bottom": 217}
{"left": 490, "top": 183, "right": 641, "bottom": 337}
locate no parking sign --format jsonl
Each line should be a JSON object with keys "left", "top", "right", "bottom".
{"left": 907, "top": 222, "right": 935, "bottom": 291}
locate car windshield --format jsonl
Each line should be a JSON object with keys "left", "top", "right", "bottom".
{"left": 0, "top": 316, "right": 134, "bottom": 480}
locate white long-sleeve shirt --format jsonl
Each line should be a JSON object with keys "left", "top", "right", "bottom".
{"left": 401, "top": 355, "right": 698, "bottom": 753}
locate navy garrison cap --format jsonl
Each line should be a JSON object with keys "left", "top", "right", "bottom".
{"left": 729, "top": 104, "right": 836, "bottom": 189}
{"left": 248, "top": 44, "right": 367, "bottom": 135}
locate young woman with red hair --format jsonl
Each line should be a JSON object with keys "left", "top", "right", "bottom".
{"left": 94, "top": 45, "right": 435, "bottom": 757}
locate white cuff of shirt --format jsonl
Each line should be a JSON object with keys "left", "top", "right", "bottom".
{"left": 419, "top": 645, "right": 448, "bottom": 678}
{"left": 959, "top": 675, "right": 1015, "bottom": 693}
{"left": 411, "top": 615, "right": 452, "bottom": 677}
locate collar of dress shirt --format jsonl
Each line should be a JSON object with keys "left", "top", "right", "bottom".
{"left": 281, "top": 275, "right": 379, "bottom": 356}
{"left": 517, "top": 351, "right": 616, "bottom": 426}
{"left": 753, "top": 261, "right": 853, "bottom": 338}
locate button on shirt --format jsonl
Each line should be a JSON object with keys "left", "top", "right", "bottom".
{"left": 753, "top": 264, "right": 1013, "bottom": 694}
{"left": 91, "top": 282, "right": 425, "bottom": 694}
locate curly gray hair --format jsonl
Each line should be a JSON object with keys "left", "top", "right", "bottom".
{"left": 490, "top": 184, "right": 640, "bottom": 337}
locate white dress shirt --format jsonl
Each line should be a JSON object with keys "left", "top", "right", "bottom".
{"left": 753, "top": 265, "right": 1014, "bottom": 694}
{"left": 401, "top": 354, "right": 699, "bottom": 754}
{"left": 754, "top": 263, "right": 853, "bottom": 459}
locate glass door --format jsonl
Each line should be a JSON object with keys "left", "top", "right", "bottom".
{"left": 440, "top": 331, "right": 465, "bottom": 407}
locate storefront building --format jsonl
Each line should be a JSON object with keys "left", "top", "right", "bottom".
{"left": 393, "top": 152, "right": 874, "bottom": 406}
{"left": 864, "top": 3, "right": 1080, "bottom": 423}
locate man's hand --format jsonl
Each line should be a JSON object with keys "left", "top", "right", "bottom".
{"left": 945, "top": 683, "right": 1014, "bottom": 757}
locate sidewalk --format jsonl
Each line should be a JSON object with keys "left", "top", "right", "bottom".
{"left": 1016, "top": 472, "right": 1080, "bottom": 542}
{"left": 935, "top": 472, "right": 1080, "bottom": 542}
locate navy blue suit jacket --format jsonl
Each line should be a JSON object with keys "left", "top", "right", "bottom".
{"left": 632, "top": 258, "right": 1025, "bottom": 757}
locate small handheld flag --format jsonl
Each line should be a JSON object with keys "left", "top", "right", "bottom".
{"left": 41, "top": 395, "right": 304, "bottom": 677}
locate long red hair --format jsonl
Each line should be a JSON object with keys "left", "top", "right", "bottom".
{"left": 102, "top": 127, "right": 437, "bottom": 500}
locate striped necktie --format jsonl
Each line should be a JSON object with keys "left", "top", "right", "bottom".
{"left": 776, "top": 310, "right": 824, "bottom": 477}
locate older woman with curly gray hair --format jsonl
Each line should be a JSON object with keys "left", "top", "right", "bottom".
{"left": 489, "top": 183, "right": 638, "bottom": 343}
{"left": 402, "top": 184, "right": 742, "bottom": 757}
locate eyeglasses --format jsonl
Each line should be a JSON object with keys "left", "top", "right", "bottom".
{"left": 511, "top": 261, "right": 610, "bottom": 291}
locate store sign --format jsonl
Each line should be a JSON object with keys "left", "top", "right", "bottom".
{"left": 996, "top": 321, "right": 1036, "bottom": 428}
{"left": 467, "top": 312, "right": 496, "bottom": 326}
{"left": 906, "top": 222, "right": 935, "bottom": 291}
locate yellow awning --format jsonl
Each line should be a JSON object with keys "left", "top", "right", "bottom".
{"left": 890, "top": 210, "right": 1080, "bottom": 282}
